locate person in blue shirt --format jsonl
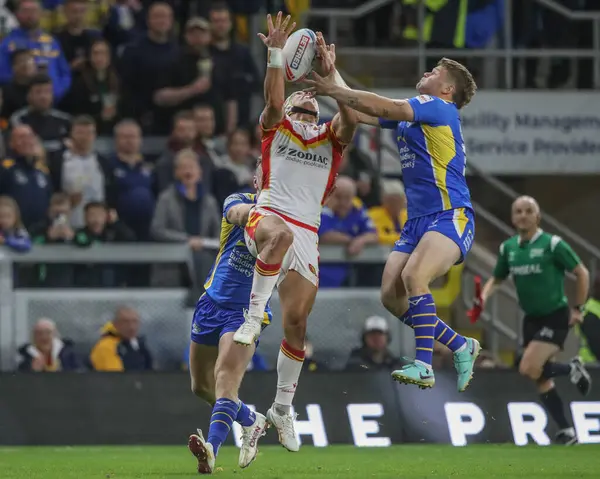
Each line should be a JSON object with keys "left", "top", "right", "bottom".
{"left": 0, "top": 0, "right": 71, "bottom": 101}
{"left": 306, "top": 57, "right": 480, "bottom": 391}
{"left": 0, "top": 125, "right": 52, "bottom": 229}
{"left": 318, "top": 175, "right": 378, "bottom": 288}
{"left": 187, "top": 185, "right": 269, "bottom": 474}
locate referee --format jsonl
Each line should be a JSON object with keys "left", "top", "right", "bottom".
{"left": 475, "top": 196, "right": 591, "bottom": 445}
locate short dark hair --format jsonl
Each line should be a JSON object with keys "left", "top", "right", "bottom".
{"left": 71, "top": 115, "right": 96, "bottom": 128}
{"left": 50, "top": 192, "right": 71, "bottom": 206}
{"left": 209, "top": 1, "right": 230, "bottom": 14}
{"left": 173, "top": 110, "right": 194, "bottom": 125}
{"left": 28, "top": 73, "right": 52, "bottom": 92}
{"left": 84, "top": 201, "right": 108, "bottom": 213}
{"left": 11, "top": 48, "right": 31, "bottom": 65}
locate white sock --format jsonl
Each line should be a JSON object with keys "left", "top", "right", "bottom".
{"left": 248, "top": 255, "right": 281, "bottom": 319}
{"left": 274, "top": 339, "right": 305, "bottom": 411}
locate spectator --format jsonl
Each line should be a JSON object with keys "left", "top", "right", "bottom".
{"left": 60, "top": 38, "right": 119, "bottom": 134}
{"left": 193, "top": 103, "right": 224, "bottom": 163}
{"left": 0, "top": 0, "right": 71, "bottom": 100}
{"left": 119, "top": 1, "right": 178, "bottom": 134}
{"left": 90, "top": 305, "right": 153, "bottom": 371}
{"left": 102, "top": 0, "right": 144, "bottom": 54}
{"left": 49, "top": 115, "right": 110, "bottom": 228}
{"left": 151, "top": 148, "right": 220, "bottom": 287}
{"left": 30, "top": 192, "right": 75, "bottom": 286}
{"left": 318, "top": 176, "right": 378, "bottom": 288}
{"left": 340, "top": 144, "right": 380, "bottom": 208}
{"left": 153, "top": 17, "right": 223, "bottom": 129}
{"left": 41, "top": 0, "right": 111, "bottom": 33}
{"left": 17, "top": 318, "right": 79, "bottom": 372}
{"left": 73, "top": 201, "right": 134, "bottom": 286}
{"left": 0, "top": 195, "right": 31, "bottom": 252}
{"left": 220, "top": 128, "right": 254, "bottom": 190}
{"left": 108, "top": 119, "right": 155, "bottom": 240}
{"left": 155, "top": 111, "right": 213, "bottom": 193}
{"left": 0, "top": 0, "right": 18, "bottom": 35}
{"left": 368, "top": 179, "right": 407, "bottom": 246}
{"left": 302, "top": 337, "right": 328, "bottom": 372}
{"left": 345, "top": 316, "right": 399, "bottom": 371}
{"left": 54, "top": 0, "right": 101, "bottom": 75}
{"left": 0, "top": 49, "right": 37, "bottom": 120}
{"left": 209, "top": 1, "right": 260, "bottom": 130}
{"left": 0, "top": 125, "right": 52, "bottom": 228}
{"left": 10, "top": 73, "right": 71, "bottom": 154}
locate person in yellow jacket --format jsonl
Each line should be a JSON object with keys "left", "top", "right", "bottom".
{"left": 90, "top": 306, "right": 153, "bottom": 371}
{"left": 368, "top": 179, "right": 408, "bottom": 246}
{"left": 578, "top": 296, "right": 600, "bottom": 364}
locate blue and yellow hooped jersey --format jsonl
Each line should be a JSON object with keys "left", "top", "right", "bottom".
{"left": 380, "top": 95, "right": 472, "bottom": 220}
{"left": 203, "top": 193, "right": 271, "bottom": 318}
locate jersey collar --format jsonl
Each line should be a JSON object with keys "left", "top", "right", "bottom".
{"left": 518, "top": 228, "right": 543, "bottom": 246}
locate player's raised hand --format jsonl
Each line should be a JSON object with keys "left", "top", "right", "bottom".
{"left": 258, "top": 11, "right": 296, "bottom": 49}
{"left": 303, "top": 71, "right": 336, "bottom": 96}
{"left": 315, "top": 31, "right": 336, "bottom": 75}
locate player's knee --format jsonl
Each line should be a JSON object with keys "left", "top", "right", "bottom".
{"left": 518, "top": 359, "right": 542, "bottom": 381}
{"left": 380, "top": 288, "right": 405, "bottom": 317}
{"left": 400, "top": 267, "right": 427, "bottom": 294}
{"left": 268, "top": 227, "right": 294, "bottom": 255}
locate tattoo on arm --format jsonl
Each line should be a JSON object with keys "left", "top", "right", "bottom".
{"left": 382, "top": 108, "right": 389, "bottom": 118}
{"left": 347, "top": 96, "right": 360, "bottom": 107}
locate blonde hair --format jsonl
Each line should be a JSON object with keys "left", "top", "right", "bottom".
{"left": 438, "top": 58, "right": 477, "bottom": 109}
{"left": 0, "top": 195, "right": 24, "bottom": 229}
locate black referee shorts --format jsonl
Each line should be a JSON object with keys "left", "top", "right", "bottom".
{"left": 522, "top": 306, "right": 570, "bottom": 349}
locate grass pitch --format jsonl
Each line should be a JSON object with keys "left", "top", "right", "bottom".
{"left": 0, "top": 444, "right": 597, "bottom": 479}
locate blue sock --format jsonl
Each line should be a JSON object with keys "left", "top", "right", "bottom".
{"left": 236, "top": 400, "right": 256, "bottom": 427}
{"left": 409, "top": 293, "right": 436, "bottom": 366}
{"left": 399, "top": 310, "right": 413, "bottom": 327}
{"left": 207, "top": 398, "right": 237, "bottom": 456}
{"left": 434, "top": 317, "right": 467, "bottom": 353}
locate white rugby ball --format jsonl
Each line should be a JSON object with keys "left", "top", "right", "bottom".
{"left": 283, "top": 28, "right": 317, "bottom": 83}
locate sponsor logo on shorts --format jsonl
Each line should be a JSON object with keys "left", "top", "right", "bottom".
{"left": 192, "top": 323, "right": 201, "bottom": 334}
{"left": 291, "top": 35, "right": 310, "bottom": 70}
{"left": 308, "top": 263, "right": 317, "bottom": 276}
{"left": 539, "top": 327, "right": 554, "bottom": 339}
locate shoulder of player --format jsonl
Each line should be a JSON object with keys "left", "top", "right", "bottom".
{"left": 543, "top": 233, "right": 566, "bottom": 252}
{"left": 223, "top": 192, "right": 254, "bottom": 208}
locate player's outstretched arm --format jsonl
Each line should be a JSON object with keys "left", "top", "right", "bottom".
{"left": 313, "top": 33, "right": 358, "bottom": 143}
{"left": 259, "top": 12, "right": 296, "bottom": 130}
{"left": 305, "top": 73, "right": 413, "bottom": 122}
{"left": 226, "top": 204, "right": 254, "bottom": 227}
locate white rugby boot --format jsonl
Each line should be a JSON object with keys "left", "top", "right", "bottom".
{"left": 233, "top": 310, "right": 262, "bottom": 346}
{"left": 266, "top": 406, "right": 300, "bottom": 452}
{"left": 238, "top": 412, "right": 269, "bottom": 468}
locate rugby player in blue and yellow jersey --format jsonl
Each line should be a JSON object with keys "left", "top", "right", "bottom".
{"left": 187, "top": 169, "right": 270, "bottom": 474}
{"left": 306, "top": 58, "right": 480, "bottom": 391}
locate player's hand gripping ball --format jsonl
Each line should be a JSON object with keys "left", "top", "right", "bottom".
{"left": 282, "top": 28, "right": 317, "bottom": 83}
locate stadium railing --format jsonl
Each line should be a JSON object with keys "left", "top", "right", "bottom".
{"left": 0, "top": 244, "right": 415, "bottom": 371}
{"left": 304, "top": 0, "right": 600, "bottom": 89}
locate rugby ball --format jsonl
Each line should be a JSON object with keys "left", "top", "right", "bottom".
{"left": 283, "top": 28, "right": 317, "bottom": 83}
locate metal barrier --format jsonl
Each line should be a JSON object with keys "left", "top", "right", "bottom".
{"left": 305, "top": 0, "right": 600, "bottom": 88}
{"left": 0, "top": 243, "right": 405, "bottom": 371}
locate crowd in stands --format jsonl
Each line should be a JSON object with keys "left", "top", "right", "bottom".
{"left": 0, "top": 0, "right": 413, "bottom": 291}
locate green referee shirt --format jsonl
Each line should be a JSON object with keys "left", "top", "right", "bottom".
{"left": 493, "top": 229, "right": 581, "bottom": 316}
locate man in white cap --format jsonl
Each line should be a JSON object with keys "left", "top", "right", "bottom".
{"left": 345, "top": 316, "right": 400, "bottom": 371}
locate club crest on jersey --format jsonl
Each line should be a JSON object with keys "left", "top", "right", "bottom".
{"left": 416, "top": 95, "right": 434, "bottom": 104}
